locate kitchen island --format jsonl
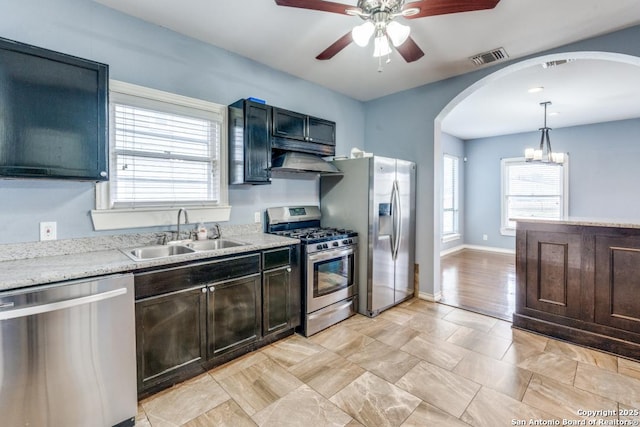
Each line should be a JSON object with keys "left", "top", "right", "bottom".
{"left": 514, "top": 218, "right": 640, "bottom": 360}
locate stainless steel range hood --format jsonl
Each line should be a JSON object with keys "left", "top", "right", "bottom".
{"left": 270, "top": 152, "right": 342, "bottom": 175}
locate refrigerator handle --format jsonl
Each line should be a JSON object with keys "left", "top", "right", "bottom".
{"left": 392, "top": 180, "right": 402, "bottom": 261}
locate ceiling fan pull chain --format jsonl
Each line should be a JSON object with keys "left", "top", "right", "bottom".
{"left": 378, "top": 54, "right": 383, "bottom": 72}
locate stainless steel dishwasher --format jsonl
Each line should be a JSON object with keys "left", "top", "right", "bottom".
{"left": 0, "top": 273, "right": 136, "bottom": 427}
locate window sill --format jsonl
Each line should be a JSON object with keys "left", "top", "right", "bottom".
{"left": 442, "top": 233, "right": 461, "bottom": 243}
{"left": 90, "top": 205, "right": 231, "bottom": 231}
{"left": 500, "top": 227, "right": 516, "bottom": 237}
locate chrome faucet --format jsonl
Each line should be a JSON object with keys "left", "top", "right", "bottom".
{"left": 176, "top": 208, "right": 189, "bottom": 240}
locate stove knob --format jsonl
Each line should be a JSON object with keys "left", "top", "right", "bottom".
{"left": 342, "top": 239, "right": 348, "bottom": 244}
{"left": 332, "top": 241, "right": 339, "bottom": 247}
{"left": 349, "top": 239, "right": 353, "bottom": 244}
{"left": 323, "top": 243, "right": 329, "bottom": 249}
{"left": 316, "top": 244, "right": 323, "bottom": 250}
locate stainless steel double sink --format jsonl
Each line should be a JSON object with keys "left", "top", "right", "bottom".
{"left": 123, "top": 238, "right": 249, "bottom": 261}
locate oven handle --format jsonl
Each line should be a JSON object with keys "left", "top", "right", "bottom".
{"left": 307, "top": 247, "right": 355, "bottom": 263}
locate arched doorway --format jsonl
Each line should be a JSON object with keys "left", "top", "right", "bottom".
{"left": 431, "top": 51, "right": 640, "bottom": 318}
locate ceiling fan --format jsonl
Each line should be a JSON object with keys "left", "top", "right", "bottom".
{"left": 274, "top": 0, "right": 501, "bottom": 65}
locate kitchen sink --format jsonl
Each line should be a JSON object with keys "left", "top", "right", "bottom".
{"left": 186, "top": 239, "right": 248, "bottom": 251}
{"left": 123, "top": 239, "right": 249, "bottom": 261}
{"left": 124, "top": 244, "right": 196, "bottom": 261}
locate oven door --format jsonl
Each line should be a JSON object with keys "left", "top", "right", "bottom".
{"left": 306, "top": 246, "right": 356, "bottom": 313}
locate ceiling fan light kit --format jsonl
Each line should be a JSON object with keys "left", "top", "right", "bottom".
{"left": 274, "top": 0, "right": 501, "bottom": 68}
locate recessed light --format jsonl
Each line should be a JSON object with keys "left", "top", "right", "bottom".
{"left": 549, "top": 111, "right": 560, "bottom": 116}
{"left": 528, "top": 86, "right": 544, "bottom": 93}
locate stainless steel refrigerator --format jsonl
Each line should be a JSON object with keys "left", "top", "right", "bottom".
{"left": 321, "top": 156, "right": 416, "bottom": 317}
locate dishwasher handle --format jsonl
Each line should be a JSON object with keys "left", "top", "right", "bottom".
{"left": 0, "top": 287, "right": 128, "bottom": 321}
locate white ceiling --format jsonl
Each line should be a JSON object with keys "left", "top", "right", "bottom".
{"left": 93, "top": 0, "right": 640, "bottom": 138}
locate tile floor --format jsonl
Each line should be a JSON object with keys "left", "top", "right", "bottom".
{"left": 136, "top": 299, "right": 640, "bottom": 427}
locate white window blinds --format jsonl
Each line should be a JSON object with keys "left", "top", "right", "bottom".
{"left": 502, "top": 158, "right": 568, "bottom": 233}
{"left": 443, "top": 154, "right": 459, "bottom": 236}
{"left": 109, "top": 90, "right": 222, "bottom": 208}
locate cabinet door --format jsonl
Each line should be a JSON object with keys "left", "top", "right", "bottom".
{"left": 244, "top": 101, "right": 271, "bottom": 183}
{"left": 136, "top": 287, "right": 206, "bottom": 392}
{"left": 263, "top": 266, "right": 291, "bottom": 336}
{"left": 521, "top": 230, "right": 582, "bottom": 318}
{"left": 595, "top": 235, "right": 640, "bottom": 333}
{"left": 208, "top": 274, "right": 261, "bottom": 358}
{"left": 307, "top": 116, "right": 336, "bottom": 146}
{"left": 272, "top": 107, "right": 306, "bottom": 141}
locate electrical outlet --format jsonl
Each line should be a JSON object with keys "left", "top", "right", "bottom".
{"left": 40, "top": 222, "right": 57, "bottom": 241}
{"left": 254, "top": 211, "right": 261, "bottom": 223}
{"left": 482, "top": 234, "right": 488, "bottom": 241}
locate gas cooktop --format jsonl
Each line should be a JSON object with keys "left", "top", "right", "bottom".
{"left": 271, "top": 227, "right": 357, "bottom": 244}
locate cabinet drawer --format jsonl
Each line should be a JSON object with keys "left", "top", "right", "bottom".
{"left": 135, "top": 254, "right": 260, "bottom": 299}
{"left": 192, "top": 254, "right": 260, "bottom": 285}
{"left": 263, "top": 247, "right": 290, "bottom": 270}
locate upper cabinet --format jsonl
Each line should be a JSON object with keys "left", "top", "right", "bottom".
{"left": 271, "top": 106, "right": 336, "bottom": 155}
{"left": 229, "top": 99, "right": 337, "bottom": 185}
{"left": 228, "top": 99, "right": 272, "bottom": 185}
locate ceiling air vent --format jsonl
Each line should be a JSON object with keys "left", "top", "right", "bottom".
{"left": 469, "top": 47, "right": 509, "bottom": 66}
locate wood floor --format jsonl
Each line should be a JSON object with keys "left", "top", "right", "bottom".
{"left": 440, "top": 249, "right": 515, "bottom": 321}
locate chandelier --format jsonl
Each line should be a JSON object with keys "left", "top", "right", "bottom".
{"left": 349, "top": 0, "right": 417, "bottom": 70}
{"left": 524, "top": 101, "right": 565, "bottom": 164}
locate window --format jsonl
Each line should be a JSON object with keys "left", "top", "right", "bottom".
{"left": 91, "top": 81, "right": 230, "bottom": 230}
{"left": 442, "top": 154, "right": 460, "bottom": 241}
{"left": 501, "top": 157, "right": 569, "bottom": 236}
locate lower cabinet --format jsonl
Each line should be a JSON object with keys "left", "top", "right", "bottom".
{"left": 135, "top": 287, "right": 206, "bottom": 393}
{"left": 263, "top": 248, "right": 292, "bottom": 336}
{"left": 208, "top": 274, "right": 261, "bottom": 358}
{"left": 134, "top": 245, "right": 299, "bottom": 397}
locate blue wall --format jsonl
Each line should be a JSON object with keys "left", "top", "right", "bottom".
{"left": 364, "top": 25, "right": 640, "bottom": 297}
{"left": 464, "top": 118, "right": 640, "bottom": 249}
{"left": 0, "top": 0, "right": 365, "bottom": 243}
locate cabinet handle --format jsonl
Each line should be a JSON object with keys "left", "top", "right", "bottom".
{"left": 209, "top": 286, "right": 215, "bottom": 292}
{"left": 201, "top": 288, "right": 207, "bottom": 293}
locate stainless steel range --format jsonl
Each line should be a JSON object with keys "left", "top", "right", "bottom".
{"left": 266, "top": 206, "right": 358, "bottom": 336}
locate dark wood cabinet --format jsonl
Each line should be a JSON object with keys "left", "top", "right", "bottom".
{"left": 521, "top": 230, "right": 583, "bottom": 319}
{"left": 135, "top": 287, "right": 206, "bottom": 393}
{"left": 228, "top": 99, "right": 271, "bottom": 184}
{"left": 272, "top": 108, "right": 306, "bottom": 142}
{"left": 208, "top": 274, "right": 261, "bottom": 357}
{"left": 134, "top": 246, "right": 300, "bottom": 397}
{"left": 271, "top": 106, "right": 336, "bottom": 154}
{"left": 514, "top": 221, "right": 640, "bottom": 360}
{"left": 262, "top": 248, "right": 292, "bottom": 336}
{"left": 594, "top": 235, "right": 640, "bottom": 334}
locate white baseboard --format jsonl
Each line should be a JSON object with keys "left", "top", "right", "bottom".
{"left": 418, "top": 291, "right": 442, "bottom": 302}
{"left": 441, "top": 244, "right": 515, "bottom": 256}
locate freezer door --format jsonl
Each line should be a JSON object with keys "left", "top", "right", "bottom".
{"left": 394, "top": 160, "right": 416, "bottom": 303}
{"left": 370, "top": 156, "right": 397, "bottom": 313}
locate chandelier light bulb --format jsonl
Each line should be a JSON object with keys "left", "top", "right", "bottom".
{"left": 373, "top": 34, "right": 392, "bottom": 57}
{"left": 352, "top": 21, "right": 375, "bottom": 47}
{"left": 386, "top": 21, "right": 410, "bottom": 47}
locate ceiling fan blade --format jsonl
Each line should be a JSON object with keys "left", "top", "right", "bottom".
{"left": 396, "top": 36, "right": 424, "bottom": 63}
{"left": 274, "top": 0, "right": 358, "bottom": 15}
{"left": 316, "top": 32, "right": 353, "bottom": 60}
{"left": 403, "top": 0, "right": 500, "bottom": 19}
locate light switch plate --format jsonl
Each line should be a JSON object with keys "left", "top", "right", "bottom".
{"left": 254, "top": 211, "right": 261, "bottom": 223}
{"left": 40, "top": 222, "right": 57, "bottom": 241}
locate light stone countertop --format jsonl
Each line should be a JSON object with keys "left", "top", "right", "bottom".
{"left": 515, "top": 217, "right": 640, "bottom": 230}
{"left": 0, "top": 232, "right": 299, "bottom": 292}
